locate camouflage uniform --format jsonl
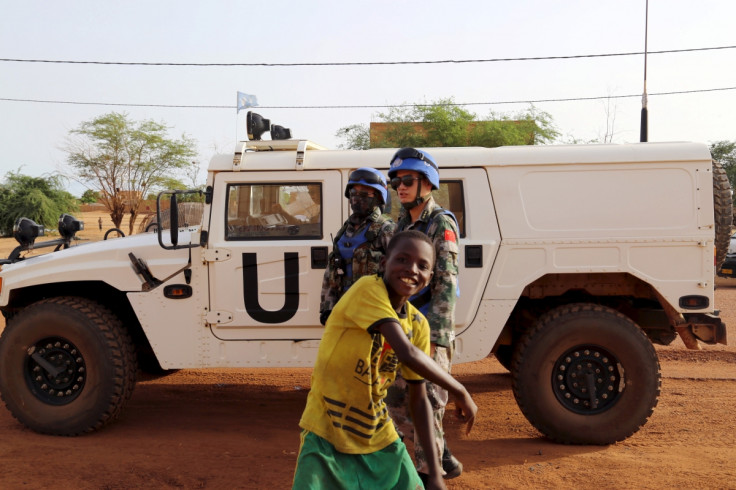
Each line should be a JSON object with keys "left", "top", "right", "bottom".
{"left": 320, "top": 207, "right": 396, "bottom": 317}
{"left": 386, "top": 194, "right": 460, "bottom": 475}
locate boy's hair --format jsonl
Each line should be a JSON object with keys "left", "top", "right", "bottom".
{"left": 386, "top": 230, "right": 436, "bottom": 264}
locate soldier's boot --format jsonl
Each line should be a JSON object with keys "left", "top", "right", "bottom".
{"left": 442, "top": 445, "right": 463, "bottom": 479}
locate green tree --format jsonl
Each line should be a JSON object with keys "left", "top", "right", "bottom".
{"left": 79, "top": 189, "right": 100, "bottom": 204}
{"left": 710, "top": 140, "right": 736, "bottom": 205}
{"left": 0, "top": 172, "right": 79, "bottom": 236}
{"left": 335, "top": 124, "right": 370, "bottom": 150}
{"left": 65, "top": 112, "right": 198, "bottom": 234}
{"left": 337, "top": 98, "right": 558, "bottom": 149}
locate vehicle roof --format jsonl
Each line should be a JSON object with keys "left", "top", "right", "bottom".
{"left": 208, "top": 140, "right": 712, "bottom": 172}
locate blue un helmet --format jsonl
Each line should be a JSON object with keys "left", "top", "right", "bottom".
{"left": 387, "top": 148, "right": 440, "bottom": 190}
{"left": 345, "top": 167, "right": 388, "bottom": 204}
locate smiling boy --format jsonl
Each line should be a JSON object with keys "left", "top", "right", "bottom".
{"left": 293, "top": 230, "right": 477, "bottom": 490}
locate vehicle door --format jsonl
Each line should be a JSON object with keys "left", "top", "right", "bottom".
{"left": 207, "top": 170, "right": 342, "bottom": 340}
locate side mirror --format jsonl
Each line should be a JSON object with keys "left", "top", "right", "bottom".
{"left": 156, "top": 190, "right": 203, "bottom": 250}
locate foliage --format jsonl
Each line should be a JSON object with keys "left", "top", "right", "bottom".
{"left": 335, "top": 124, "right": 370, "bottom": 150}
{"left": 710, "top": 140, "right": 736, "bottom": 205}
{"left": 79, "top": 189, "right": 100, "bottom": 204}
{"left": 0, "top": 172, "right": 79, "bottom": 236}
{"left": 65, "top": 112, "right": 198, "bottom": 234}
{"left": 336, "top": 98, "right": 559, "bottom": 149}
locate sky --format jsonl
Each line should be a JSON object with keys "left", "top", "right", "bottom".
{"left": 1, "top": 0, "right": 735, "bottom": 196}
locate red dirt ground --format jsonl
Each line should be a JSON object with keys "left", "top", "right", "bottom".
{"left": 0, "top": 216, "right": 734, "bottom": 489}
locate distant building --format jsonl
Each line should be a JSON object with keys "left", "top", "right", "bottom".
{"left": 369, "top": 120, "right": 537, "bottom": 148}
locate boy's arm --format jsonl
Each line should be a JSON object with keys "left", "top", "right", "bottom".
{"left": 377, "top": 321, "right": 477, "bottom": 434}
{"left": 408, "top": 382, "right": 445, "bottom": 489}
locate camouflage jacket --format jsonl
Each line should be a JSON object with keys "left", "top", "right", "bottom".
{"left": 396, "top": 195, "right": 459, "bottom": 347}
{"left": 320, "top": 207, "right": 396, "bottom": 314}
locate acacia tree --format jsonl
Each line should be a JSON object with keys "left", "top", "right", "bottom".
{"left": 337, "top": 98, "right": 558, "bottom": 149}
{"left": 0, "top": 172, "right": 78, "bottom": 236}
{"left": 65, "top": 112, "right": 198, "bottom": 234}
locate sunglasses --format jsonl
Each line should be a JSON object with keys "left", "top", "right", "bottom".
{"left": 390, "top": 175, "right": 423, "bottom": 190}
{"left": 390, "top": 148, "right": 438, "bottom": 170}
{"left": 348, "top": 169, "right": 386, "bottom": 188}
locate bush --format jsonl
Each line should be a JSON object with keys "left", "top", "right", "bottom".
{"left": 0, "top": 172, "right": 79, "bottom": 236}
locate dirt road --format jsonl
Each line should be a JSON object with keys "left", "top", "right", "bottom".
{"left": 0, "top": 217, "right": 735, "bottom": 489}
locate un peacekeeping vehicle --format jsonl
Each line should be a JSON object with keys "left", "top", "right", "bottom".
{"left": 0, "top": 113, "right": 730, "bottom": 445}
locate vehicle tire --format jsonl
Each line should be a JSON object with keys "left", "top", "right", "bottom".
{"left": 713, "top": 159, "right": 732, "bottom": 269}
{"left": 512, "top": 303, "right": 660, "bottom": 445}
{"left": 0, "top": 297, "right": 137, "bottom": 435}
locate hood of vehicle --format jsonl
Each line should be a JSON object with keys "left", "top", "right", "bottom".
{"left": 0, "top": 229, "right": 199, "bottom": 297}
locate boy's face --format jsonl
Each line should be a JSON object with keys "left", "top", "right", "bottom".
{"left": 382, "top": 237, "right": 434, "bottom": 303}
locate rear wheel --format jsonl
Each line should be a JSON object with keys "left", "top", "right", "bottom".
{"left": 512, "top": 303, "right": 660, "bottom": 445}
{"left": 0, "top": 297, "right": 137, "bottom": 435}
{"left": 713, "top": 159, "right": 732, "bottom": 269}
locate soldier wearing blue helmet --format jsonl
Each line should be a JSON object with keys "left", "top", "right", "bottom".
{"left": 319, "top": 167, "right": 396, "bottom": 325}
{"left": 386, "top": 148, "right": 463, "bottom": 483}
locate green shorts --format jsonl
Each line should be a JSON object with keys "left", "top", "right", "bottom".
{"left": 292, "top": 430, "right": 423, "bottom": 489}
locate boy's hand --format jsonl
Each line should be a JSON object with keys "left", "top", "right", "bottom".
{"left": 454, "top": 389, "right": 478, "bottom": 435}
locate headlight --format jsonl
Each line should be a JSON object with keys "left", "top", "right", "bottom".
{"left": 58, "top": 214, "right": 84, "bottom": 241}
{"left": 13, "top": 217, "right": 44, "bottom": 248}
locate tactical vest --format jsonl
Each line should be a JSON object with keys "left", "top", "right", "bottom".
{"left": 335, "top": 225, "right": 371, "bottom": 291}
{"left": 332, "top": 218, "right": 383, "bottom": 292}
{"left": 409, "top": 208, "right": 460, "bottom": 315}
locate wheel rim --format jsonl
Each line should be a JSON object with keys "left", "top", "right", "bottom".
{"left": 24, "top": 337, "right": 86, "bottom": 405}
{"left": 552, "top": 345, "right": 622, "bottom": 415}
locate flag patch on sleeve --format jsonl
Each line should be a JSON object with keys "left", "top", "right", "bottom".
{"left": 444, "top": 229, "right": 457, "bottom": 242}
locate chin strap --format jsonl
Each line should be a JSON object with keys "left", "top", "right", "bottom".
{"left": 401, "top": 186, "right": 430, "bottom": 210}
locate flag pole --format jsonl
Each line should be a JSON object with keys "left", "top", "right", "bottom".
{"left": 640, "top": 0, "right": 649, "bottom": 142}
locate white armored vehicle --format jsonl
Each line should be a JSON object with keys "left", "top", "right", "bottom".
{"left": 0, "top": 119, "right": 729, "bottom": 444}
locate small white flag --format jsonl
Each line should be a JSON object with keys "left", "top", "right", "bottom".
{"left": 237, "top": 92, "right": 259, "bottom": 112}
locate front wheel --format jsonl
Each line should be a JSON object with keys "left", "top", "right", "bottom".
{"left": 0, "top": 297, "right": 137, "bottom": 435}
{"left": 512, "top": 303, "right": 661, "bottom": 445}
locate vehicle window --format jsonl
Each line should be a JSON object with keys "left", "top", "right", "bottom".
{"left": 387, "top": 180, "right": 465, "bottom": 238}
{"left": 225, "top": 183, "right": 322, "bottom": 240}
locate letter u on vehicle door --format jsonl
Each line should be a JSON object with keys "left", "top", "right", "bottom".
{"left": 241, "top": 252, "right": 300, "bottom": 323}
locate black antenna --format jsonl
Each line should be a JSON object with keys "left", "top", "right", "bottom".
{"left": 640, "top": 0, "right": 649, "bottom": 142}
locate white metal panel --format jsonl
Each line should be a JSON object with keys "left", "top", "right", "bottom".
{"left": 207, "top": 170, "right": 343, "bottom": 341}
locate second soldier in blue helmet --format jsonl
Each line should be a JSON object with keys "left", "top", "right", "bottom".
{"left": 319, "top": 168, "right": 396, "bottom": 325}
{"left": 385, "top": 147, "right": 463, "bottom": 483}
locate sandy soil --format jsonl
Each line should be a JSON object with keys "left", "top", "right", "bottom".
{"left": 0, "top": 213, "right": 735, "bottom": 489}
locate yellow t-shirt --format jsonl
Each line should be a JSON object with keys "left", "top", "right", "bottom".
{"left": 299, "top": 275, "right": 430, "bottom": 454}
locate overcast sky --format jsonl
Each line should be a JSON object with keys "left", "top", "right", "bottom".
{"left": 1, "top": 0, "right": 735, "bottom": 196}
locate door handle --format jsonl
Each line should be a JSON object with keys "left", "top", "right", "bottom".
{"left": 311, "top": 246, "right": 329, "bottom": 269}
